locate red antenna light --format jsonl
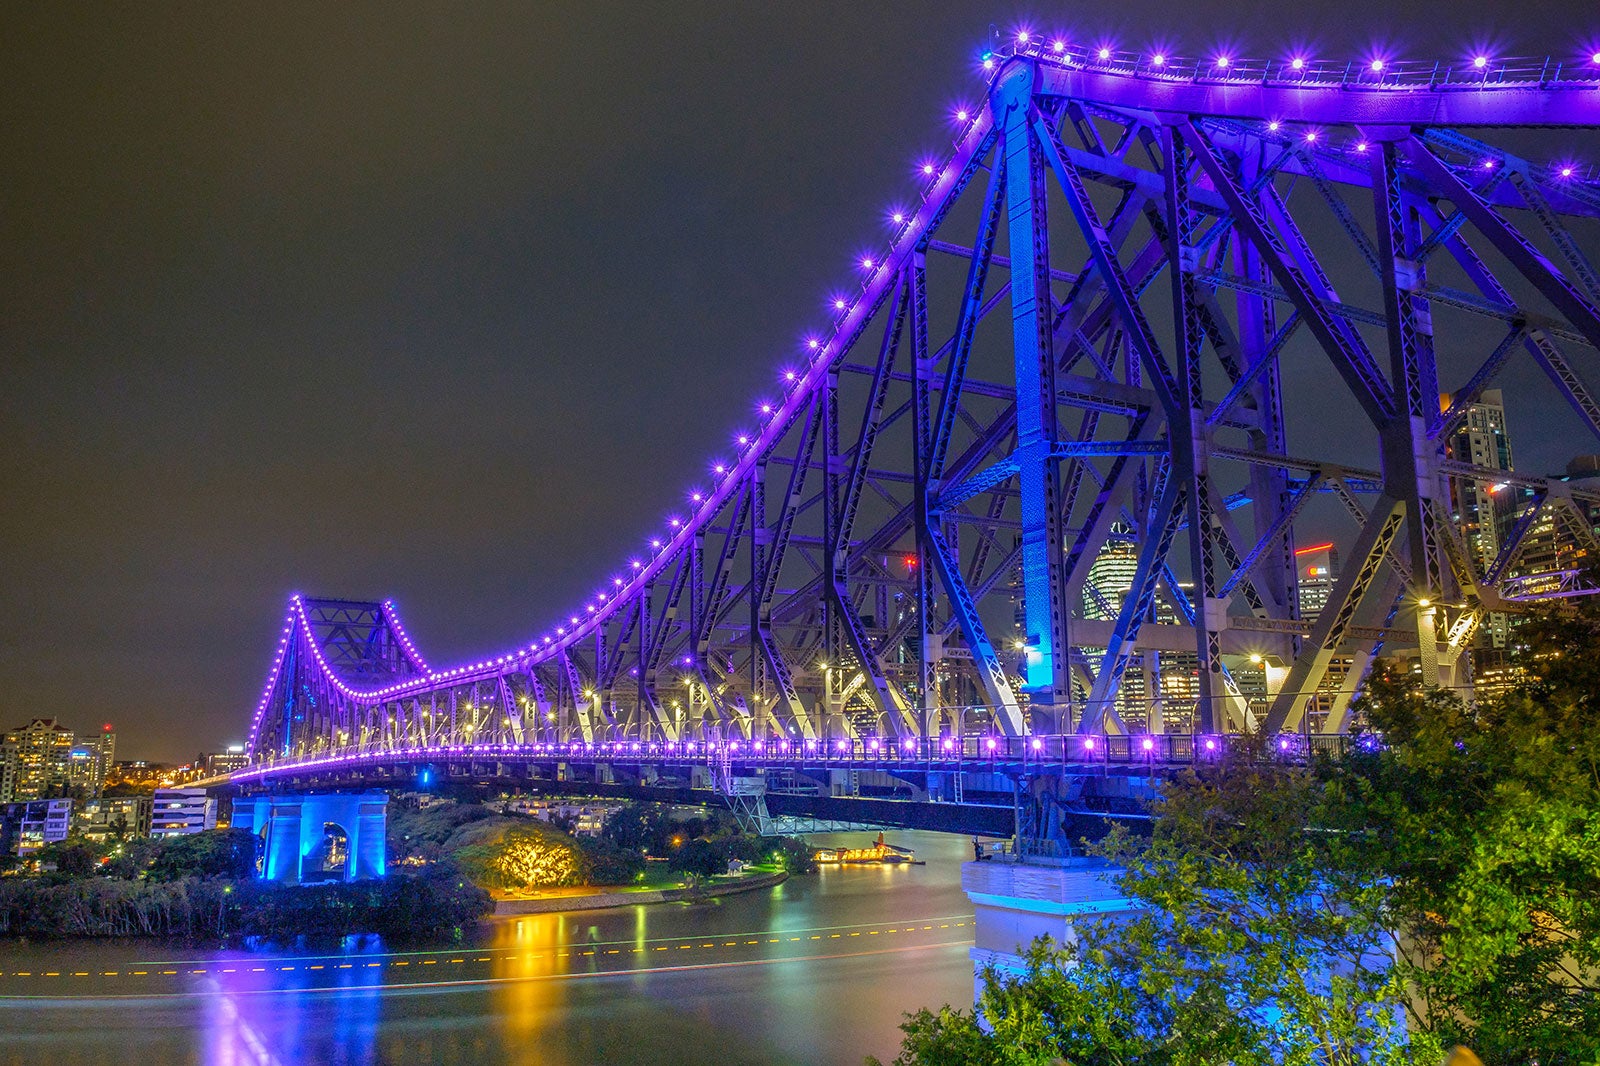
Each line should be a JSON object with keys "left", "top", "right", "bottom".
{"left": 903, "top": 554, "right": 917, "bottom": 570}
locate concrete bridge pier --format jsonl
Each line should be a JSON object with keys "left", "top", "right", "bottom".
{"left": 234, "top": 791, "right": 388, "bottom": 884}
{"left": 962, "top": 856, "right": 1137, "bottom": 1002}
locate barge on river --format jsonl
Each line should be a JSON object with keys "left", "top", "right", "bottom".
{"left": 813, "top": 833, "right": 921, "bottom": 865}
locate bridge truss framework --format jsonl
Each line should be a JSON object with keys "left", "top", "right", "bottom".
{"left": 246, "top": 40, "right": 1600, "bottom": 777}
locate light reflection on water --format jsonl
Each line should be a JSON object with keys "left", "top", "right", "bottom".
{"left": 0, "top": 830, "right": 978, "bottom": 1066}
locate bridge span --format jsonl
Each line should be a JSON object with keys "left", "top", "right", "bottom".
{"left": 241, "top": 34, "right": 1600, "bottom": 832}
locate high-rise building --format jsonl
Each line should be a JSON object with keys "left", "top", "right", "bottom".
{"left": 1442, "top": 388, "right": 1516, "bottom": 649}
{"left": 67, "top": 726, "right": 116, "bottom": 798}
{"left": 1077, "top": 528, "right": 1206, "bottom": 730}
{"left": 1444, "top": 388, "right": 1515, "bottom": 574}
{"left": 1294, "top": 542, "right": 1341, "bottom": 622}
{"left": 1081, "top": 524, "right": 1140, "bottom": 620}
{"left": 0, "top": 719, "right": 75, "bottom": 802}
{"left": 1506, "top": 456, "right": 1600, "bottom": 588}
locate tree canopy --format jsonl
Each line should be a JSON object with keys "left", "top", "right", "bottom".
{"left": 876, "top": 606, "right": 1600, "bottom": 1065}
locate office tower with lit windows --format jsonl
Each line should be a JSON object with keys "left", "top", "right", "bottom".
{"left": 67, "top": 726, "right": 116, "bottom": 798}
{"left": 1443, "top": 388, "right": 1515, "bottom": 648}
{"left": 1294, "top": 542, "right": 1341, "bottom": 622}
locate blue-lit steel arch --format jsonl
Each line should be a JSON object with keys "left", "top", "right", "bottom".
{"left": 242, "top": 38, "right": 1600, "bottom": 783}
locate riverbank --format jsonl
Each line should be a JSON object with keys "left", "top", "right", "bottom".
{"left": 493, "top": 870, "right": 788, "bottom": 915}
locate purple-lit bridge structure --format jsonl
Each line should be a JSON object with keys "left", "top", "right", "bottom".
{"left": 236, "top": 37, "right": 1600, "bottom": 838}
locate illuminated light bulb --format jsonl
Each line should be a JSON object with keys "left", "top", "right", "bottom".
{"left": 1593, "top": 52, "right": 1600, "bottom": 64}
{"left": 1560, "top": 166, "right": 1575, "bottom": 177}
{"left": 860, "top": 257, "right": 874, "bottom": 269}
{"left": 691, "top": 492, "right": 703, "bottom": 502}
{"left": 1370, "top": 58, "right": 1385, "bottom": 72}
{"left": 1151, "top": 54, "right": 1165, "bottom": 66}
{"left": 833, "top": 299, "right": 845, "bottom": 310}
{"left": 650, "top": 538, "right": 662, "bottom": 548}
{"left": 570, "top": 616, "right": 579, "bottom": 624}
{"left": 954, "top": 109, "right": 967, "bottom": 122}
{"left": 783, "top": 371, "right": 796, "bottom": 382}
{"left": 982, "top": 58, "right": 994, "bottom": 70}
{"left": 737, "top": 435, "right": 749, "bottom": 445}
{"left": 1483, "top": 159, "right": 1495, "bottom": 169}
{"left": 891, "top": 212, "right": 904, "bottom": 223}
{"left": 1215, "top": 56, "right": 1230, "bottom": 69}
{"left": 1473, "top": 55, "right": 1488, "bottom": 69}
{"left": 669, "top": 517, "right": 681, "bottom": 527}
{"left": 806, "top": 338, "right": 820, "bottom": 350}
{"left": 1290, "top": 56, "right": 1305, "bottom": 70}
{"left": 713, "top": 464, "right": 725, "bottom": 475}
{"left": 1097, "top": 46, "right": 1111, "bottom": 60}
{"left": 1356, "top": 141, "right": 1369, "bottom": 152}
{"left": 1267, "top": 120, "right": 1280, "bottom": 131}
{"left": 921, "top": 163, "right": 935, "bottom": 175}
{"left": 1016, "top": 30, "right": 1029, "bottom": 43}
{"left": 760, "top": 403, "right": 772, "bottom": 414}
{"left": 1030, "top": 737, "right": 1042, "bottom": 750}
{"left": 1141, "top": 737, "right": 1155, "bottom": 751}
{"left": 1305, "top": 130, "right": 1318, "bottom": 143}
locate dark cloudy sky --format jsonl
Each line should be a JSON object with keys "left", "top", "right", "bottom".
{"left": 3, "top": 2, "right": 1596, "bottom": 761}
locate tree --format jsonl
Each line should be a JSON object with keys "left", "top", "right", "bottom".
{"left": 599, "top": 801, "right": 672, "bottom": 854}
{"left": 1331, "top": 634, "right": 1600, "bottom": 1061}
{"left": 873, "top": 755, "right": 1429, "bottom": 1065}
{"left": 578, "top": 836, "right": 645, "bottom": 885}
{"left": 877, "top": 607, "right": 1600, "bottom": 1065}
{"left": 451, "top": 820, "right": 584, "bottom": 890}
{"left": 146, "top": 828, "right": 258, "bottom": 881}
{"left": 669, "top": 837, "right": 727, "bottom": 878}
{"left": 762, "top": 835, "right": 816, "bottom": 874}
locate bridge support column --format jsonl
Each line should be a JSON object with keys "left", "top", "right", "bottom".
{"left": 234, "top": 791, "right": 388, "bottom": 884}
{"left": 963, "top": 857, "right": 1137, "bottom": 1003}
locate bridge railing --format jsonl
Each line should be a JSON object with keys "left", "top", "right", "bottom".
{"left": 235, "top": 729, "right": 1361, "bottom": 783}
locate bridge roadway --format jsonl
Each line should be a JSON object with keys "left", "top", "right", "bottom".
{"left": 223, "top": 731, "right": 1350, "bottom": 837}
{"left": 233, "top": 729, "right": 1349, "bottom": 784}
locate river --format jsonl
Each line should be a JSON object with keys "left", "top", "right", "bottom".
{"left": 0, "top": 830, "right": 980, "bottom": 1066}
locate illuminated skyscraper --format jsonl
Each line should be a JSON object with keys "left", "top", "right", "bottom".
{"left": 1081, "top": 524, "right": 1139, "bottom": 620}
{"left": 1294, "top": 542, "right": 1341, "bottom": 622}
{"left": 67, "top": 726, "right": 116, "bottom": 798}
{"left": 1443, "top": 388, "right": 1515, "bottom": 648}
{"left": 1507, "top": 456, "right": 1600, "bottom": 588}
{"left": 0, "top": 718, "right": 74, "bottom": 802}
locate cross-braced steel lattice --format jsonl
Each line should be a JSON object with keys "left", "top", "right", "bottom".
{"left": 245, "top": 39, "right": 1600, "bottom": 778}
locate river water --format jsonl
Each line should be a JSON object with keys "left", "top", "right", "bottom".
{"left": 0, "top": 830, "right": 979, "bottom": 1066}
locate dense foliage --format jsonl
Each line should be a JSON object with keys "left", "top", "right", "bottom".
{"left": 146, "top": 828, "right": 259, "bottom": 881}
{"left": 1, "top": 825, "right": 491, "bottom": 944}
{"left": 0, "top": 865, "right": 489, "bottom": 943}
{"left": 875, "top": 606, "right": 1600, "bottom": 1066}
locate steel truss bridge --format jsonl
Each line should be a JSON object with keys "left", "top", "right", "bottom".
{"left": 242, "top": 37, "right": 1600, "bottom": 787}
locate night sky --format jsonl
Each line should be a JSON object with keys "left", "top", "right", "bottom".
{"left": 4, "top": 3, "right": 1596, "bottom": 762}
